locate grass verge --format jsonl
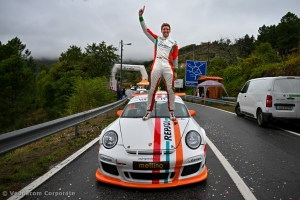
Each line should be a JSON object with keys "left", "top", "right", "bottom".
{"left": 0, "top": 107, "right": 123, "bottom": 200}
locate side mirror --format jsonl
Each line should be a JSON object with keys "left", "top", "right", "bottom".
{"left": 116, "top": 110, "right": 123, "bottom": 117}
{"left": 189, "top": 110, "right": 196, "bottom": 116}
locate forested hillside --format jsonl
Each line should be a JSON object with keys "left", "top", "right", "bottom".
{"left": 177, "top": 12, "right": 300, "bottom": 95}
{"left": 0, "top": 12, "right": 299, "bottom": 133}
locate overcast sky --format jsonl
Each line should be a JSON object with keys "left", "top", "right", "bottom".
{"left": 1, "top": 0, "right": 299, "bottom": 61}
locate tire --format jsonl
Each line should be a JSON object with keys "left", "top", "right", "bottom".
{"left": 235, "top": 103, "right": 244, "bottom": 117}
{"left": 257, "top": 108, "right": 268, "bottom": 127}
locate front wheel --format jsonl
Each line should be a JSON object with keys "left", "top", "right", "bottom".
{"left": 257, "top": 109, "right": 268, "bottom": 127}
{"left": 235, "top": 103, "right": 244, "bottom": 117}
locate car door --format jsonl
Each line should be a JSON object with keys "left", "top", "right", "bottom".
{"left": 238, "top": 81, "right": 250, "bottom": 114}
{"left": 295, "top": 78, "right": 300, "bottom": 118}
{"left": 271, "top": 77, "right": 299, "bottom": 118}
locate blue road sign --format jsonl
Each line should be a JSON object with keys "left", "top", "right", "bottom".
{"left": 185, "top": 60, "right": 207, "bottom": 87}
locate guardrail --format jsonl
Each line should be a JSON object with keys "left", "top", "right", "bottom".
{"left": 0, "top": 98, "right": 127, "bottom": 155}
{"left": 184, "top": 95, "right": 237, "bottom": 106}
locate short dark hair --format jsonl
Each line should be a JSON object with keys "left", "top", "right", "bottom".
{"left": 161, "top": 23, "right": 171, "bottom": 31}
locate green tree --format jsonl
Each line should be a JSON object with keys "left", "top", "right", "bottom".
{"left": 251, "top": 42, "right": 280, "bottom": 63}
{"left": 65, "top": 77, "right": 115, "bottom": 115}
{"left": 35, "top": 42, "right": 119, "bottom": 119}
{"left": 257, "top": 24, "right": 277, "bottom": 49}
{"left": 0, "top": 38, "right": 36, "bottom": 133}
{"left": 0, "top": 56, "right": 34, "bottom": 132}
{"left": 276, "top": 12, "right": 300, "bottom": 55}
{"left": 84, "top": 42, "right": 119, "bottom": 78}
{"left": 235, "top": 34, "right": 256, "bottom": 58}
{"left": 36, "top": 61, "right": 87, "bottom": 118}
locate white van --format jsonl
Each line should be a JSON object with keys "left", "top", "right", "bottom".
{"left": 235, "top": 76, "right": 300, "bottom": 126}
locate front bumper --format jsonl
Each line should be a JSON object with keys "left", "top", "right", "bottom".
{"left": 95, "top": 144, "right": 207, "bottom": 188}
{"left": 95, "top": 166, "right": 207, "bottom": 188}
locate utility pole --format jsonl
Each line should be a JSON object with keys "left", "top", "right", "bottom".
{"left": 193, "top": 44, "right": 195, "bottom": 60}
{"left": 120, "top": 40, "right": 131, "bottom": 90}
{"left": 207, "top": 41, "right": 210, "bottom": 68}
{"left": 120, "top": 40, "right": 123, "bottom": 90}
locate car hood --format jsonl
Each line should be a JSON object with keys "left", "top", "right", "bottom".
{"left": 119, "top": 118, "right": 190, "bottom": 150}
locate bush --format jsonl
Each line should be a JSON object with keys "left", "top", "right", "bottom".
{"left": 65, "top": 77, "right": 115, "bottom": 115}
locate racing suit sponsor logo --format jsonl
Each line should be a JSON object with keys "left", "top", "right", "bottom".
{"left": 133, "top": 161, "right": 169, "bottom": 170}
{"left": 163, "top": 120, "right": 172, "bottom": 141}
{"left": 158, "top": 42, "right": 171, "bottom": 50}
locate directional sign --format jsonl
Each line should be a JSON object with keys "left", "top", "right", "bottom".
{"left": 174, "top": 79, "right": 183, "bottom": 88}
{"left": 185, "top": 60, "right": 207, "bottom": 87}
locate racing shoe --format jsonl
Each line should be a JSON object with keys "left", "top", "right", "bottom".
{"left": 169, "top": 111, "right": 176, "bottom": 121}
{"left": 142, "top": 111, "right": 152, "bottom": 121}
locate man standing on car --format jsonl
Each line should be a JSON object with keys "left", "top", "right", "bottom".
{"left": 138, "top": 5, "right": 178, "bottom": 121}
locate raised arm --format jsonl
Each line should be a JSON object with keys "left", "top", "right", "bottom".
{"left": 138, "top": 6, "right": 157, "bottom": 43}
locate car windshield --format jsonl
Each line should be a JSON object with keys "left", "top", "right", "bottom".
{"left": 121, "top": 101, "right": 190, "bottom": 118}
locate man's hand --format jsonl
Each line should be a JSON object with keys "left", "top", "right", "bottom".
{"left": 174, "top": 72, "right": 177, "bottom": 79}
{"left": 139, "top": 6, "right": 145, "bottom": 16}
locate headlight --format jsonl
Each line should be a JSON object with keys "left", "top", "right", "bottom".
{"left": 102, "top": 131, "right": 118, "bottom": 149}
{"left": 185, "top": 131, "right": 201, "bottom": 149}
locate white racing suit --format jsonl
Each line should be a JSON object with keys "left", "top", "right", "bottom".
{"left": 139, "top": 16, "right": 178, "bottom": 112}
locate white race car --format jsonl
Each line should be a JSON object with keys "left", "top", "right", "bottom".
{"left": 95, "top": 92, "right": 207, "bottom": 188}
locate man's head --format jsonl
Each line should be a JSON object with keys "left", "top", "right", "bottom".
{"left": 161, "top": 23, "right": 171, "bottom": 38}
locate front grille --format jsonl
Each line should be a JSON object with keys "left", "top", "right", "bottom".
{"left": 101, "top": 162, "right": 119, "bottom": 176}
{"left": 129, "top": 172, "right": 175, "bottom": 180}
{"left": 181, "top": 162, "right": 201, "bottom": 176}
{"left": 126, "top": 150, "right": 175, "bottom": 155}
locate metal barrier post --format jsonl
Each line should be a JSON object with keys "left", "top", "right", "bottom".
{"left": 75, "top": 124, "right": 79, "bottom": 138}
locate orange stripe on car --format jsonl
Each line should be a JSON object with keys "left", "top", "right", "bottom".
{"left": 172, "top": 119, "right": 183, "bottom": 183}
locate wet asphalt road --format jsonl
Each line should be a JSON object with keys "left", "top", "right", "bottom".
{"left": 22, "top": 102, "right": 300, "bottom": 200}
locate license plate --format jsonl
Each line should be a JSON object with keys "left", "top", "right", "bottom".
{"left": 276, "top": 106, "right": 293, "bottom": 110}
{"left": 133, "top": 161, "right": 169, "bottom": 170}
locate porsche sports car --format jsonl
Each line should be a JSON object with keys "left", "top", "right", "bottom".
{"left": 95, "top": 92, "right": 207, "bottom": 188}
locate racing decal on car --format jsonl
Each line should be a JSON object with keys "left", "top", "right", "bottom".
{"left": 133, "top": 161, "right": 169, "bottom": 170}
{"left": 172, "top": 118, "right": 183, "bottom": 183}
{"left": 155, "top": 94, "right": 168, "bottom": 99}
{"left": 163, "top": 120, "right": 172, "bottom": 141}
{"left": 187, "top": 156, "right": 201, "bottom": 163}
{"left": 152, "top": 118, "right": 161, "bottom": 184}
{"left": 164, "top": 118, "right": 171, "bottom": 183}
{"left": 151, "top": 118, "right": 183, "bottom": 184}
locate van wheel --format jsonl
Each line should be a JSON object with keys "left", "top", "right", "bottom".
{"left": 235, "top": 103, "right": 244, "bottom": 117}
{"left": 257, "top": 109, "right": 267, "bottom": 127}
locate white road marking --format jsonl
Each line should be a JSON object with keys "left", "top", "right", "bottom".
{"left": 269, "top": 125, "right": 300, "bottom": 137}
{"left": 206, "top": 137, "right": 257, "bottom": 200}
{"left": 7, "top": 136, "right": 100, "bottom": 200}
